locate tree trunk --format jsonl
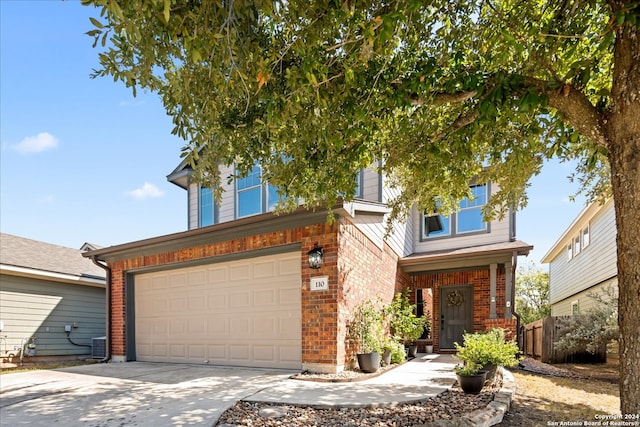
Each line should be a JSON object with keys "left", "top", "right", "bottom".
{"left": 607, "top": 17, "right": 640, "bottom": 415}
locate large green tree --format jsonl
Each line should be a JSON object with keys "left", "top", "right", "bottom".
{"left": 516, "top": 262, "right": 551, "bottom": 325}
{"left": 84, "top": 0, "right": 639, "bottom": 412}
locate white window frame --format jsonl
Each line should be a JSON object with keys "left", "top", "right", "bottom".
{"left": 582, "top": 225, "right": 590, "bottom": 248}
{"left": 571, "top": 300, "right": 580, "bottom": 315}
{"left": 574, "top": 235, "right": 581, "bottom": 255}
{"left": 421, "top": 184, "right": 488, "bottom": 240}
{"left": 567, "top": 243, "right": 573, "bottom": 261}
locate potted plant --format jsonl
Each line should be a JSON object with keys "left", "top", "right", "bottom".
{"left": 386, "top": 290, "right": 427, "bottom": 358}
{"left": 350, "top": 300, "right": 384, "bottom": 373}
{"left": 454, "top": 328, "right": 520, "bottom": 380}
{"left": 454, "top": 362, "right": 487, "bottom": 394}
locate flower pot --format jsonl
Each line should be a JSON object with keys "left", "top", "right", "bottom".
{"left": 357, "top": 352, "right": 380, "bottom": 373}
{"left": 425, "top": 344, "right": 434, "bottom": 354}
{"left": 483, "top": 363, "right": 497, "bottom": 381}
{"left": 406, "top": 344, "right": 418, "bottom": 358}
{"left": 381, "top": 349, "right": 392, "bottom": 366}
{"left": 456, "top": 371, "right": 487, "bottom": 394}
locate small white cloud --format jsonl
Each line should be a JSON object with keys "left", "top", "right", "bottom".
{"left": 13, "top": 132, "right": 59, "bottom": 153}
{"left": 128, "top": 182, "right": 164, "bottom": 200}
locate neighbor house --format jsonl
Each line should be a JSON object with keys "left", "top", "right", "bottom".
{"left": 84, "top": 161, "right": 532, "bottom": 373}
{"left": 0, "top": 234, "right": 106, "bottom": 362}
{"left": 541, "top": 199, "right": 617, "bottom": 316}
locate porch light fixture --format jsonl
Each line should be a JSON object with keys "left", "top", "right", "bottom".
{"left": 307, "top": 243, "right": 324, "bottom": 269}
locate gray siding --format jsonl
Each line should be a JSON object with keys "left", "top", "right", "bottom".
{"left": 412, "top": 183, "right": 512, "bottom": 253}
{"left": 381, "top": 176, "right": 414, "bottom": 257}
{"left": 551, "top": 277, "right": 618, "bottom": 316}
{"left": 0, "top": 274, "right": 105, "bottom": 357}
{"left": 548, "top": 202, "right": 617, "bottom": 305}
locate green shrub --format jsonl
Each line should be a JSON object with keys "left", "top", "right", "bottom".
{"left": 385, "top": 289, "right": 427, "bottom": 344}
{"left": 454, "top": 328, "right": 520, "bottom": 368}
{"left": 350, "top": 299, "right": 385, "bottom": 353}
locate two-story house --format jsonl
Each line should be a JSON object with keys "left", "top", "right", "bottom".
{"left": 84, "top": 161, "right": 532, "bottom": 373}
{"left": 541, "top": 199, "right": 617, "bottom": 316}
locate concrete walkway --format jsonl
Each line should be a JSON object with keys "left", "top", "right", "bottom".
{"left": 246, "top": 354, "right": 459, "bottom": 407}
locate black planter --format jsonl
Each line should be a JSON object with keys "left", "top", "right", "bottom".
{"left": 357, "top": 352, "right": 380, "bottom": 373}
{"left": 457, "top": 371, "right": 488, "bottom": 394}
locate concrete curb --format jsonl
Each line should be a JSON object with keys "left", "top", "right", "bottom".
{"left": 433, "top": 367, "right": 516, "bottom": 427}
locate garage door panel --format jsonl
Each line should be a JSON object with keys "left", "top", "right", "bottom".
{"left": 230, "top": 264, "right": 251, "bottom": 281}
{"left": 135, "top": 252, "right": 301, "bottom": 369}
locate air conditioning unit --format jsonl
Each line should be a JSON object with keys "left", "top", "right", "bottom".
{"left": 91, "top": 336, "right": 107, "bottom": 359}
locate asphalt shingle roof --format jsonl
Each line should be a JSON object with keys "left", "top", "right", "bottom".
{"left": 0, "top": 233, "right": 105, "bottom": 280}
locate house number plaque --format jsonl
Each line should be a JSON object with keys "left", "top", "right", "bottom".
{"left": 310, "top": 276, "right": 329, "bottom": 291}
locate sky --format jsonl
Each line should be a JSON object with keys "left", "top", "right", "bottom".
{"left": 0, "top": 0, "right": 587, "bottom": 269}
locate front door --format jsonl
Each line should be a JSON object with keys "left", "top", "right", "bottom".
{"left": 439, "top": 284, "right": 473, "bottom": 349}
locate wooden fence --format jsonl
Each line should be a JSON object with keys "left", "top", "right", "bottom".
{"left": 522, "top": 316, "right": 606, "bottom": 364}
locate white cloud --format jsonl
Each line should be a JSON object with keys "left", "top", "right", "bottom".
{"left": 128, "top": 182, "right": 164, "bottom": 200}
{"left": 13, "top": 132, "right": 59, "bottom": 153}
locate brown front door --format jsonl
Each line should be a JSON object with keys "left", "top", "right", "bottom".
{"left": 439, "top": 284, "right": 473, "bottom": 349}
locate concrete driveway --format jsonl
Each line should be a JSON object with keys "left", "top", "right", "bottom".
{"left": 0, "top": 362, "right": 295, "bottom": 426}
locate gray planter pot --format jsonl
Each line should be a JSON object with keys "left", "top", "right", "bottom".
{"left": 357, "top": 352, "right": 380, "bottom": 373}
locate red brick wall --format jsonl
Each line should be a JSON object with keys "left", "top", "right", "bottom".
{"left": 335, "top": 220, "right": 403, "bottom": 369}
{"left": 106, "top": 216, "right": 408, "bottom": 372}
{"left": 408, "top": 266, "right": 511, "bottom": 351}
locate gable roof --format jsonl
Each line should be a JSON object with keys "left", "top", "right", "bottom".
{"left": 0, "top": 233, "right": 105, "bottom": 284}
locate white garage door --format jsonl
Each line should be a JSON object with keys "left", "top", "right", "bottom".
{"left": 134, "top": 252, "right": 302, "bottom": 369}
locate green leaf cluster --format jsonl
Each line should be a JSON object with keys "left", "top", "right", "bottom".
{"left": 385, "top": 290, "right": 428, "bottom": 344}
{"left": 554, "top": 285, "right": 619, "bottom": 354}
{"left": 454, "top": 328, "right": 520, "bottom": 368}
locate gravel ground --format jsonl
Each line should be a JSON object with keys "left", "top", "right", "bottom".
{"left": 216, "top": 376, "right": 501, "bottom": 426}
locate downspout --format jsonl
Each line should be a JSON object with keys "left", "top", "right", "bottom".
{"left": 90, "top": 256, "right": 112, "bottom": 363}
{"left": 511, "top": 250, "right": 523, "bottom": 351}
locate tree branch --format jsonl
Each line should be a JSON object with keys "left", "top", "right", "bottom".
{"left": 411, "top": 90, "right": 478, "bottom": 106}
{"left": 528, "top": 78, "right": 608, "bottom": 148}
{"left": 432, "top": 109, "right": 480, "bottom": 143}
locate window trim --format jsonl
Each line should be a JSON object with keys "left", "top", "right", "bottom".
{"left": 567, "top": 242, "right": 573, "bottom": 261}
{"left": 420, "top": 183, "right": 490, "bottom": 241}
{"left": 198, "top": 185, "right": 217, "bottom": 227}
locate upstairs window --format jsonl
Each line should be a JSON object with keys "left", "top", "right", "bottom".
{"left": 574, "top": 235, "right": 581, "bottom": 255}
{"left": 582, "top": 225, "right": 590, "bottom": 248}
{"left": 457, "top": 184, "right": 488, "bottom": 233}
{"left": 199, "top": 187, "right": 216, "bottom": 227}
{"left": 567, "top": 243, "right": 573, "bottom": 261}
{"left": 422, "top": 184, "right": 488, "bottom": 240}
{"left": 236, "top": 163, "right": 282, "bottom": 218}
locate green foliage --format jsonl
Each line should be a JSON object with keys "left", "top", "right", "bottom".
{"left": 516, "top": 262, "right": 551, "bottom": 325}
{"left": 554, "top": 286, "right": 619, "bottom": 354}
{"left": 82, "top": 0, "right": 629, "bottom": 222}
{"left": 382, "top": 338, "right": 407, "bottom": 365}
{"left": 350, "top": 299, "right": 385, "bottom": 354}
{"left": 385, "top": 290, "right": 427, "bottom": 344}
{"left": 454, "top": 329, "right": 520, "bottom": 368}
{"left": 454, "top": 362, "right": 482, "bottom": 376}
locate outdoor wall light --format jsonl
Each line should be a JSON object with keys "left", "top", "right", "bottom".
{"left": 307, "top": 243, "right": 324, "bottom": 269}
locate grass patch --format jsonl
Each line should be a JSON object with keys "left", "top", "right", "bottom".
{"left": 499, "top": 370, "right": 620, "bottom": 426}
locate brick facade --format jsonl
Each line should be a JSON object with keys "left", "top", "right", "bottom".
{"left": 408, "top": 266, "right": 514, "bottom": 351}
{"left": 105, "top": 214, "right": 514, "bottom": 372}
{"left": 106, "top": 216, "right": 407, "bottom": 373}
